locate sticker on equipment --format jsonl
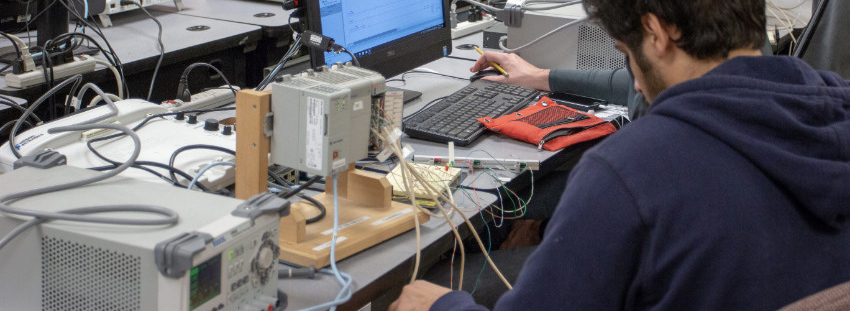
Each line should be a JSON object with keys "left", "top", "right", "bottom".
{"left": 313, "top": 236, "right": 348, "bottom": 251}
{"left": 306, "top": 97, "right": 324, "bottom": 170}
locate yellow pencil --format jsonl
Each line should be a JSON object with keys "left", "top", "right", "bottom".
{"left": 473, "top": 46, "right": 509, "bottom": 77}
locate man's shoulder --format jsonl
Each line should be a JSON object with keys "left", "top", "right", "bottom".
{"left": 587, "top": 114, "right": 692, "bottom": 163}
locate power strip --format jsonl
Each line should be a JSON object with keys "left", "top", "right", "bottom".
{"left": 451, "top": 16, "right": 497, "bottom": 39}
{"left": 413, "top": 154, "right": 540, "bottom": 171}
{"left": 161, "top": 85, "right": 239, "bottom": 112}
{"left": 4, "top": 55, "right": 97, "bottom": 89}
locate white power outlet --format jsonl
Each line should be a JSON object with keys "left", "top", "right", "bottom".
{"left": 4, "top": 55, "right": 97, "bottom": 89}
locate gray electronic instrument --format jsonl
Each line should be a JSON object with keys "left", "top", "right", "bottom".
{"left": 269, "top": 63, "right": 385, "bottom": 176}
{"left": 0, "top": 165, "right": 289, "bottom": 311}
{"left": 504, "top": 2, "right": 625, "bottom": 71}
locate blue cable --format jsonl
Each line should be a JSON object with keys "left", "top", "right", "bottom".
{"left": 186, "top": 162, "right": 234, "bottom": 190}
{"left": 297, "top": 175, "right": 352, "bottom": 311}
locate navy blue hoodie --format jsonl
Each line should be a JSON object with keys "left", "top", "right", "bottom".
{"left": 431, "top": 56, "right": 850, "bottom": 311}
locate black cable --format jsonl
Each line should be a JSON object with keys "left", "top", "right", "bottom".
{"left": 337, "top": 48, "right": 360, "bottom": 67}
{"left": 256, "top": 35, "right": 303, "bottom": 91}
{"left": 0, "top": 120, "right": 33, "bottom": 140}
{"left": 282, "top": 175, "right": 323, "bottom": 199}
{"left": 0, "top": 95, "right": 42, "bottom": 123}
{"left": 44, "top": 32, "right": 121, "bottom": 71}
{"left": 35, "top": 32, "right": 121, "bottom": 118}
{"left": 0, "top": 31, "right": 22, "bottom": 59}
{"left": 38, "top": 34, "right": 115, "bottom": 117}
{"left": 40, "top": 34, "right": 81, "bottom": 101}
{"left": 63, "top": 72, "right": 84, "bottom": 116}
{"left": 124, "top": 1, "right": 164, "bottom": 101}
{"left": 85, "top": 138, "right": 214, "bottom": 193}
{"left": 57, "top": 0, "right": 130, "bottom": 97}
{"left": 177, "top": 62, "right": 238, "bottom": 102}
{"left": 89, "top": 162, "right": 167, "bottom": 181}
{"left": 85, "top": 140, "right": 215, "bottom": 192}
{"left": 287, "top": 9, "right": 302, "bottom": 34}
{"left": 402, "top": 70, "right": 468, "bottom": 81}
{"left": 297, "top": 193, "right": 326, "bottom": 224}
{"left": 88, "top": 160, "right": 212, "bottom": 192}
{"left": 445, "top": 55, "right": 478, "bottom": 62}
{"left": 168, "top": 144, "right": 235, "bottom": 185}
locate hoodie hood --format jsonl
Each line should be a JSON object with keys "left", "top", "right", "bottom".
{"left": 650, "top": 56, "right": 850, "bottom": 230}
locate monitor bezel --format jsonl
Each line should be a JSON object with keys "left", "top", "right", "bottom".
{"left": 304, "top": 0, "right": 453, "bottom": 79}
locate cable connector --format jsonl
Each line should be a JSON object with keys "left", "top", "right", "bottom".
{"left": 13, "top": 150, "right": 68, "bottom": 170}
{"left": 282, "top": 0, "right": 301, "bottom": 10}
{"left": 176, "top": 77, "right": 191, "bottom": 102}
{"left": 450, "top": 3, "right": 459, "bottom": 28}
{"left": 496, "top": 0, "right": 525, "bottom": 27}
{"left": 5, "top": 33, "right": 36, "bottom": 73}
{"left": 302, "top": 30, "right": 336, "bottom": 52}
{"left": 70, "top": 96, "right": 83, "bottom": 111}
{"left": 278, "top": 266, "right": 317, "bottom": 279}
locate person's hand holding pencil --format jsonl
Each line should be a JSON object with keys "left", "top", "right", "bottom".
{"left": 469, "top": 49, "right": 552, "bottom": 91}
{"left": 473, "top": 46, "right": 509, "bottom": 77}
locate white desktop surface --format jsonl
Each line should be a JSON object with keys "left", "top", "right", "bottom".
{"left": 149, "top": 0, "right": 293, "bottom": 28}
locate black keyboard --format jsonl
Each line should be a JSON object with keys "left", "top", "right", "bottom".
{"left": 403, "top": 79, "right": 540, "bottom": 146}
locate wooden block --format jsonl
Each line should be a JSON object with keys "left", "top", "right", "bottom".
{"left": 278, "top": 194, "right": 428, "bottom": 268}
{"left": 279, "top": 167, "right": 428, "bottom": 268}
{"left": 235, "top": 89, "right": 271, "bottom": 200}
{"left": 279, "top": 205, "right": 307, "bottom": 244}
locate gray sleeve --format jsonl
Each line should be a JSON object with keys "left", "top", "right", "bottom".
{"left": 548, "top": 68, "right": 648, "bottom": 120}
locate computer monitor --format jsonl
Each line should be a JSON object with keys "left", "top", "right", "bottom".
{"left": 304, "top": 0, "right": 453, "bottom": 100}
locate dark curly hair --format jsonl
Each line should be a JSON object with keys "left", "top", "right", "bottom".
{"left": 582, "top": 0, "right": 767, "bottom": 60}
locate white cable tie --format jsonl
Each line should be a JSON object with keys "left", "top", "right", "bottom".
{"left": 388, "top": 128, "right": 403, "bottom": 144}
{"left": 70, "top": 96, "right": 82, "bottom": 110}
{"left": 402, "top": 144, "right": 415, "bottom": 159}
{"left": 448, "top": 141, "right": 455, "bottom": 166}
{"left": 376, "top": 148, "right": 393, "bottom": 162}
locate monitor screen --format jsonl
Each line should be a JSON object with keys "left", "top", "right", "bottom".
{"left": 305, "top": 0, "right": 452, "bottom": 78}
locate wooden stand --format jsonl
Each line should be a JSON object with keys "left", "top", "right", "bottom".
{"left": 234, "top": 90, "right": 428, "bottom": 268}
{"left": 279, "top": 165, "right": 429, "bottom": 268}
{"left": 234, "top": 89, "right": 271, "bottom": 200}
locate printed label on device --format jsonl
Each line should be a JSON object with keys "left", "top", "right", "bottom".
{"left": 372, "top": 209, "right": 413, "bottom": 226}
{"left": 306, "top": 97, "right": 324, "bottom": 170}
{"left": 321, "top": 217, "right": 370, "bottom": 235}
{"left": 313, "top": 236, "right": 348, "bottom": 251}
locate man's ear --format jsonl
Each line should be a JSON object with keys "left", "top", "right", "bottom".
{"left": 641, "top": 13, "right": 679, "bottom": 59}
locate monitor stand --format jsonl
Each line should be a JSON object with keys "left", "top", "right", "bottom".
{"left": 386, "top": 86, "right": 422, "bottom": 104}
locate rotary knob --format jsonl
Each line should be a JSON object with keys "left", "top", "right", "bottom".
{"left": 204, "top": 119, "right": 219, "bottom": 131}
